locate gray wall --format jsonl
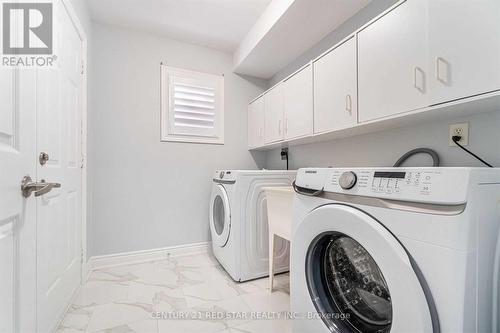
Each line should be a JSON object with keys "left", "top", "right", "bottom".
{"left": 88, "top": 23, "right": 267, "bottom": 257}
{"left": 266, "top": 111, "right": 500, "bottom": 170}
{"left": 265, "top": 0, "right": 500, "bottom": 170}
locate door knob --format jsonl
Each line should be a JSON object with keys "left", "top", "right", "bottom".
{"left": 21, "top": 176, "right": 61, "bottom": 198}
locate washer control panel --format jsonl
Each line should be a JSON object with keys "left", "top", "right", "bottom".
{"left": 297, "top": 168, "right": 470, "bottom": 205}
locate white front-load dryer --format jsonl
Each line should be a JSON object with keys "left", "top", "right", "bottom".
{"left": 209, "top": 170, "right": 296, "bottom": 282}
{"left": 291, "top": 167, "right": 500, "bottom": 333}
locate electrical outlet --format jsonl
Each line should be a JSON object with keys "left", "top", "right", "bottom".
{"left": 449, "top": 122, "right": 469, "bottom": 146}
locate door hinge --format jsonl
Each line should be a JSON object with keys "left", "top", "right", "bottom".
{"left": 80, "top": 156, "right": 85, "bottom": 169}
{"left": 80, "top": 250, "right": 84, "bottom": 264}
{"left": 81, "top": 60, "right": 85, "bottom": 75}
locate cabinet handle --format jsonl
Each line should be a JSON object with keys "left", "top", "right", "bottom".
{"left": 285, "top": 118, "right": 289, "bottom": 134}
{"left": 436, "top": 57, "right": 450, "bottom": 85}
{"left": 345, "top": 95, "right": 352, "bottom": 114}
{"left": 414, "top": 67, "right": 425, "bottom": 93}
{"left": 278, "top": 120, "right": 282, "bottom": 134}
{"left": 259, "top": 128, "right": 263, "bottom": 139}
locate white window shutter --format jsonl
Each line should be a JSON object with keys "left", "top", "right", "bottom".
{"left": 161, "top": 65, "right": 224, "bottom": 144}
{"left": 170, "top": 81, "right": 216, "bottom": 137}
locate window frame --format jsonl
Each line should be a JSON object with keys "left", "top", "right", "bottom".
{"left": 160, "top": 65, "right": 225, "bottom": 144}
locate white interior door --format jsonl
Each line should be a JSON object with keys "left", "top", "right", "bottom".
{"left": 36, "top": 2, "right": 84, "bottom": 332}
{"left": 0, "top": 69, "right": 38, "bottom": 332}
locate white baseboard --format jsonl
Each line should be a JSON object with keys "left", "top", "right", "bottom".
{"left": 86, "top": 242, "right": 210, "bottom": 274}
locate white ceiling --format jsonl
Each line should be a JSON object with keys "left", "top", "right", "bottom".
{"left": 87, "top": 0, "right": 272, "bottom": 52}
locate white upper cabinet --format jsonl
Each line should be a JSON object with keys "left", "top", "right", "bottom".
{"left": 314, "top": 36, "right": 357, "bottom": 133}
{"left": 247, "top": 0, "right": 500, "bottom": 150}
{"left": 247, "top": 97, "right": 265, "bottom": 149}
{"left": 428, "top": 0, "right": 500, "bottom": 105}
{"left": 264, "top": 84, "right": 284, "bottom": 143}
{"left": 358, "top": 0, "right": 428, "bottom": 122}
{"left": 283, "top": 65, "right": 313, "bottom": 140}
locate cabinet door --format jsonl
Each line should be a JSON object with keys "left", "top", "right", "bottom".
{"left": 314, "top": 37, "right": 357, "bottom": 133}
{"left": 247, "top": 103, "right": 256, "bottom": 148}
{"left": 358, "top": 0, "right": 428, "bottom": 122}
{"left": 428, "top": 0, "right": 500, "bottom": 105}
{"left": 248, "top": 97, "right": 265, "bottom": 148}
{"left": 264, "top": 84, "right": 284, "bottom": 143}
{"left": 283, "top": 65, "right": 313, "bottom": 140}
{"left": 247, "top": 99, "right": 258, "bottom": 148}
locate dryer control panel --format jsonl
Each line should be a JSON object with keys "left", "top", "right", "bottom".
{"left": 213, "top": 170, "right": 236, "bottom": 181}
{"left": 297, "top": 168, "right": 471, "bottom": 205}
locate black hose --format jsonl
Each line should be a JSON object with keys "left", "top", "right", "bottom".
{"left": 393, "top": 148, "right": 440, "bottom": 167}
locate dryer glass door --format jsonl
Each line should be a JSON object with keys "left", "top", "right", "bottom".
{"left": 213, "top": 196, "right": 226, "bottom": 235}
{"left": 297, "top": 204, "right": 434, "bottom": 333}
{"left": 210, "top": 184, "right": 231, "bottom": 247}
{"left": 311, "top": 233, "right": 392, "bottom": 332}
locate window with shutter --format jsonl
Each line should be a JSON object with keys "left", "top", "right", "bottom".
{"left": 161, "top": 65, "right": 224, "bottom": 144}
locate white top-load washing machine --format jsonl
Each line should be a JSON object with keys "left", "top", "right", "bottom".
{"left": 210, "top": 170, "right": 296, "bottom": 282}
{"left": 290, "top": 167, "right": 500, "bottom": 333}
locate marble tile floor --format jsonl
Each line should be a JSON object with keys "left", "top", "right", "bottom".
{"left": 57, "top": 253, "right": 291, "bottom": 333}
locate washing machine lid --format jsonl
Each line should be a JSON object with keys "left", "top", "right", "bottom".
{"left": 210, "top": 184, "right": 231, "bottom": 248}
{"left": 300, "top": 204, "right": 436, "bottom": 333}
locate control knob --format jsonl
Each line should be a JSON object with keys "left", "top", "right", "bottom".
{"left": 339, "top": 171, "right": 357, "bottom": 190}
